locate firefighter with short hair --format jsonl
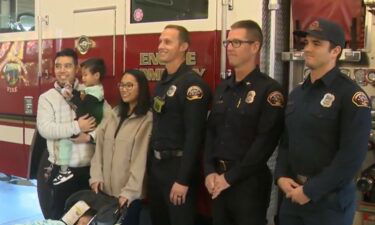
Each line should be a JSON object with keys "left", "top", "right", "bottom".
{"left": 147, "top": 24, "right": 211, "bottom": 225}
{"left": 204, "top": 20, "right": 285, "bottom": 225}
{"left": 275, "top": 18, "right": 371, "bottom": 225}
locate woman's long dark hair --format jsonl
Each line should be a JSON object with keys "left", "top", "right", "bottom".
{"left": 118, "top": 69, "right": 151, "bottom": 120}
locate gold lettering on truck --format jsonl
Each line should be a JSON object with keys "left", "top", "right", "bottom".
{"left": 139, "top": 52, "right": 197, "bottom": 66}
{"left": 138, "top": 52, "right": 205, "bottom": 81}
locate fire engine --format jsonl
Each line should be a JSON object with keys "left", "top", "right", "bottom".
{"left": 0, "top": 0, "right": 374, "bottom": 224}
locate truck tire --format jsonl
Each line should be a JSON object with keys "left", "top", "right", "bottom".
{"left": 36, "top": 148, "right": 53, "bottom": 219}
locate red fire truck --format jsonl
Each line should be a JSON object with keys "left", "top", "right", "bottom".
{"left": 0, "top": 0, "right": 374, "bottom": 224}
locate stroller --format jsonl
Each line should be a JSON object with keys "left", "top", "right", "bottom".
{"left": 63, "top": 190, "right": 128, "bottom": 225}
{"left": 15, "top": 190, "right": 127, "bottom": 225}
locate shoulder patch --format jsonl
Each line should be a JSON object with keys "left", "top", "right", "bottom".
{"left": 267, "top": 91, "right": 284, "bottom": 107}
{"left": 352, "top": 91, "right": 370, "bottom": 108}
{"left": 186, "top": 86, "right": 203, "bottom": 100}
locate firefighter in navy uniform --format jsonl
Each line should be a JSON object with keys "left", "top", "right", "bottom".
{"left": 204, "top": 20, "right": 285, "bottom": 225}
{"left": 147, "top": 24, "right": 211, "bottom": 225}
{"left": 275, "top": 18, "right": 372, "bottom": 225}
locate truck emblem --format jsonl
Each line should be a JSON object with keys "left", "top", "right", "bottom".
{"left": 133, "top": 8, "right": 144, "bottom": 22}
{"left": 3, "top": 63, "right": 21, "bottom": 87}
{"left": 0, "top": 41, "right": 29, "bottom": 92}
{"left": 75, "top": 36, "right": 96, "bottom": 55}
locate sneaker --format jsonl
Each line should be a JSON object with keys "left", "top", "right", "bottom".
{"left": 53, "top": 169, "right": 74, "bottom": 185}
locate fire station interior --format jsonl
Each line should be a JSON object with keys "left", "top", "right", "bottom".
{"left": 0, "top": 0, "right": 375, "bottom": 225}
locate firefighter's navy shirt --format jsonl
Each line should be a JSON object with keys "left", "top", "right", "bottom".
{"left": 204, "top": 66, "right": 285, "bottom": 185}
{"left": 150, "top": 63, "right": 211, "bottom": 185}
{"left": 275, "top": 66, "right": 371, "bottom": 202}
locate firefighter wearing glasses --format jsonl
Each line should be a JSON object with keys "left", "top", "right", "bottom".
{"left": 204, "top": 20, "right": 285, "bottom": 225}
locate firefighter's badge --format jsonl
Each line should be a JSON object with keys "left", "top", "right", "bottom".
{"left": 320, "top": 93, "right": 335, "bottom": 108}
{"left": 245, "top": 90, "right": 256, "bottom": 104}
{"left": 167, "top": 85, "right": 177, "bottom": 97}
{"left": 352, "top": 92, "right": 370, "bottom": 108}
{"left": 186, "top": 86, "right": 203, "bottom": 100}
{"left": 267, "top": 91, "right": 284, "bottom": 107}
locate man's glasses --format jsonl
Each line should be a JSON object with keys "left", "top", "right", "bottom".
{"left": 117, "top": 82, "right": 135, "bottom": 90}
{"left": 222, "top": 39, "right": 255, "bottom": 48}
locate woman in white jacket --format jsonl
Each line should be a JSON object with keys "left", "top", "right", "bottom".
{"left": 89, "top": 69, "right": 152, "bottom": 224}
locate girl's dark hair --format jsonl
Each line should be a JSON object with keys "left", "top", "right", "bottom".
{"left": 118, "top": 69, "right": 150, "bottom": 119}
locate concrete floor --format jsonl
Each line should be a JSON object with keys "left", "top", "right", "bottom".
{"left": 0, "top": 174, "right": 44, "bottom": 225}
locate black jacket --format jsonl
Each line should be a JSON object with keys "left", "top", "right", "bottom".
{"left": 204, "top": 67, "right": 285, "bottom": 185}
{"left": 150, "top": 63, "right": 211, "bottom": 185}
{"left": 275, "top": 67, "right": 371, "bottom": 202}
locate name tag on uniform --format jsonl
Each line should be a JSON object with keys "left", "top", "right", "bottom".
{"left": 153, "top": 96, "right": 165, "bottom": 113}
